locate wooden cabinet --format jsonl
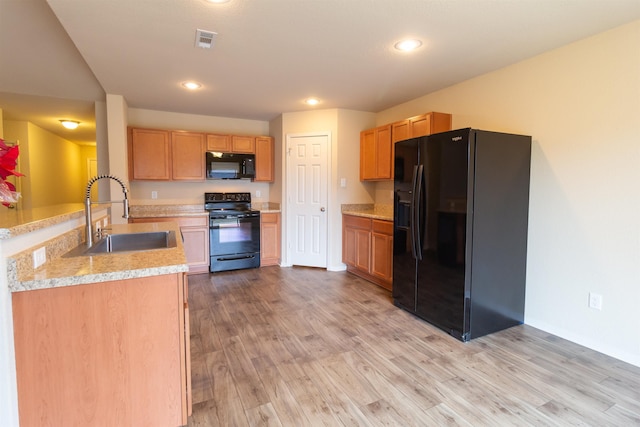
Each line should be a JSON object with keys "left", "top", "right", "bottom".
{"left": 129, "top": 127, "right": 204, "bottom": 181}
{"left": 206, "top": 134, "right": 256, "bottom": 154}
{"left": 171, "top": 131, "right": 205, "bottom": 180}
{"left": 206, "top": 133, "right": 231, "bottom": 151}
{"left": 360, "top": 124, "right": 392, "bottom": 181}
{"left": 131, "top": 216, "right": 209, "bottom": 274}
{"left": 342, "top": 214, "right": 392, "bottom": 290}
{"left": 132, "top": 126, "right": 274, "bottom": 182}
{"left": 231, "top": 135, "right": 256, "bottom": 153}
{"left": 12, "top": 273, "right": 191, "bottom": 427}
{"left": 260, "top": 212, "right": 281, "bottom": 266}
{"left": 370, "top": 219, "right": 394, "bottom": 285}
{"left": 360, "top": 112, "right": 452, "bottom": 181}
{"left": 129, "top": 128, "right": 171, "bottom": 180}
{"left": 391, "top": 112, "right": 453, "bottom": 143}
{"left": 255, "top": 136, "right": 274, "bottom": 182}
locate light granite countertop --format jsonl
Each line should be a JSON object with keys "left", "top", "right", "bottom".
{"left": 0, "top": 203, "right": 88, "bottom": 239}
{"left": 341, "top": 204, "right": 393, "bottom": 221}
{"left": 11, "top": 221, "right": 188, "bottom": 292}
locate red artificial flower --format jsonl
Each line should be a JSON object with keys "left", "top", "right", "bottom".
{"left": 0, "top": 138, "right": 24, "bottom": 180}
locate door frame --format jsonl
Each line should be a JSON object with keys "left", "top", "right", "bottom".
{"left": 283, "top": 131, "right": 332, "bottom": 268}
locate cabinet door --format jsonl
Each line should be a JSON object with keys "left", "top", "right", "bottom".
{"left": 392, "top": 120, "right": 411, "bottom": 143}
{"left": 355, "top": 228, "right": 371, "bottom": 272}
{"left": 129, "top": 128, "right": 171, "bottom": 180}
{"left": 375, "top": 125, "right": 392, "bottom": 179}
{"left": 231, "top": 135, "right": 256, "bottom": 153}
{"left": 206, "top": 134, "right": 231, "bottom": 152}
{"left": 255, "top": 136, "right": 274, "bottom": 182}
{"left": 343, "top": 215, "right": 372, "bottom": 271}
{"left": 409, "top": 114, "right": 432, "bottom": 138}
{"left": 371, "top": 220, "right": 393, "bottom": 289}
{"left": 181, "top": 227, "right": 209, "bottom": 272}
{"left": 360, "top": 125, "right": 392, "bottom": 181}
{"left": 360, "top": 129, "right": 377, "bottom": 180}
{"left": 260, "top": 213, "right": 281, "bottom": 266}
{"left": 171, "top": 132, "right": 205, "bottom": 180}
{"left": 13, "top": 275, "right": 185, "bottom": 427}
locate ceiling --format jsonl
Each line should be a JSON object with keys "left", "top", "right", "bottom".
{"left": 1, "top": 0, "right": 639, "bottom": 145}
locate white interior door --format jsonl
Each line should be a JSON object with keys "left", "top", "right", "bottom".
{"left": 286, "top": 133, "right": 329, "bottom": 268}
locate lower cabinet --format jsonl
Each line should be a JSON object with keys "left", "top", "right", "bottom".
{"left": 131, "top": 216, "right": 209, "bottom": 274}
{"left": 12, "top": 273, "right": 192, "bottom": 427}
{"left": 260, "top": 212, "right": 281, "bottom": 266}
{"left": 342, "top": 214, "right": 393, "bottom": 290}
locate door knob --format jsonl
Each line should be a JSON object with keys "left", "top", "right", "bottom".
{"left": 320, "top": 207, "right": 326, "bottom": 212}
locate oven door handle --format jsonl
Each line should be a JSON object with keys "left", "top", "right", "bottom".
{"left": 210, "top": 219, "right": 240, "bottom": 228}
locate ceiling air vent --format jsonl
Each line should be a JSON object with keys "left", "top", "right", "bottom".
{"left": 195, "top": 29, "right": 217, "bottom": 49}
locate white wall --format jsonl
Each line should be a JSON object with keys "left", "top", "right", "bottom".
{"left": 377, "top": 20, "right": 640, "bottom": 366}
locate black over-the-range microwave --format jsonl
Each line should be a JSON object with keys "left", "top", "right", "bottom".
{"left": 206, "top": 152, "right": 255, "bottom": 180}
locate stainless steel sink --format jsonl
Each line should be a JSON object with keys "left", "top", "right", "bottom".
{"left": 64, "top": 231, "right": 177, "bottom": 257}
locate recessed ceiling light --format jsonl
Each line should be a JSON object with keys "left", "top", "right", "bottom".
{"left": 206, "top": 0, "right": 230, "bottom": 3}
{"left": 59, "top": 120, "right": 80, "bottom": 129}
{"left": 182, "top": 81, "right": 202, "bottom": 90}
{"left": 394, "top": 39, "right": 423, "bottom": 52}
{"left": 305, "top": 98, "right": 320, "bottom": 106}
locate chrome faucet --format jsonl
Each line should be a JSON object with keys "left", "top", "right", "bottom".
{"left": 85, "top": 174, "right": 129, "bottom": 247}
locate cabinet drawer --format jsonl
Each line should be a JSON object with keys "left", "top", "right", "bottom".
{"left": 343, "top": 214, "right": 371, "bottom": 230}
{"left": 261, "top": 212, "right": 279, "bottom": 224}
{"left": 372, "top": 219, "right": 393, "bottom": 235}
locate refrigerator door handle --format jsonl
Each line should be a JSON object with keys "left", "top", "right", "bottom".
{"left": 409, "top": 165, "right": 418, "bottom": 260}
{"left": 413, "top": 164, "right": 424, "bottom": 261}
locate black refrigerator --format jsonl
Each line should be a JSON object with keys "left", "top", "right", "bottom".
{"left": 393, "top": 128, "right": 531, "bottom": 341}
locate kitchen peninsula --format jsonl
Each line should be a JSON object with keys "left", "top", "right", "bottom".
{"left": 2, "top": 206, "right": 191, "bottom": 427}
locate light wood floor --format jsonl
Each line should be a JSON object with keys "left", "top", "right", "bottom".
{"left": 187, "top": 266, "right": 640, "bottom": 426}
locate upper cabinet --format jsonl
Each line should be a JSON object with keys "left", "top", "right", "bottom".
{"left": 360, "top": 124, "right": 392, "bottom": 181}
{"left": 206, "top": 134, "right": 230, "bottom": 152}
{"left": 254, "top": 136, "right": 274, "bottom": 182}
{"left": 128, "top": 128, "right": 204, "bottom": 181}
{"left": 391, "top": 112, "right": 452, "bottom": 143}
{"left": 171, "top": 131, "right": 205, "bottom": 180}
{"left": 360, "top": 112, "right": 452, "bottom": 181}
{"left": 129, "top": 128, "right": 172, "bottom": 180}
{"left": 231, "top": 135, "right": 256, "bottom": 153}
{"left": 130, "top": 127, "right": 274, "bottom": 182}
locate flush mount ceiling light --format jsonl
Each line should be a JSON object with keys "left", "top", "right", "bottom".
{"left": 59, "top": 120, "right": 80, "bottom": 129}
{"left": 182, "top": 81, "right": 202, "bottom": 90}
{"left": 305, "top": 98, "right": 320, "bottom": 106}
{"left": 394, "top": 39, "right": 423, "bottom": 52}
{"left": 206, "top": 0, "right": 230, "bottom": 3}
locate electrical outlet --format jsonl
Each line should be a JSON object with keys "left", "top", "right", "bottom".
{"left": 151, "top": 191, "right": 158, "bottom": 199}
{"left": 255, "top": 190, "right": 261, "bottom": 198}
{"left": 589, "top": 292, "right": 603, "bottom": 310}
{"left": 33, "top": 247, "right": 46, "bottom": 269}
